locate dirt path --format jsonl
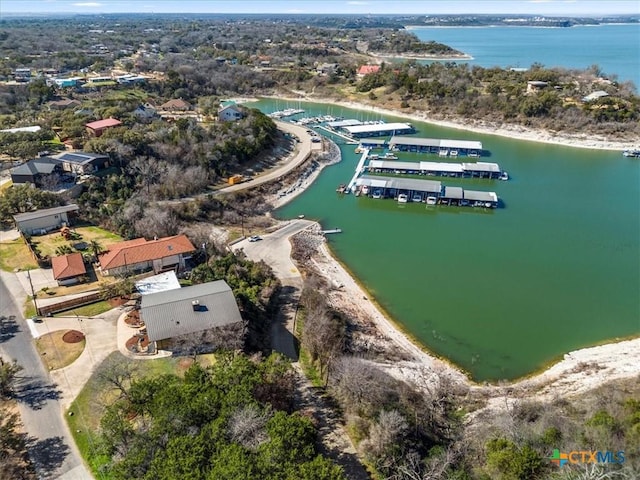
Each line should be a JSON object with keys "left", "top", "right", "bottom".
{"left": 293, "top": 363, "right": 370, "bottom": 480}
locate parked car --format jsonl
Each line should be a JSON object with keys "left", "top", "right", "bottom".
{"left": 249, "top": 235, "right": 262, "bottom": 242}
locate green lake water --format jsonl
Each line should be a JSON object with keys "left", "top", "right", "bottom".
{"left": 251, "top": 99, "right": 640, "bottom": 382}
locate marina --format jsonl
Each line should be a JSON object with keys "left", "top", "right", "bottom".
{"left": 366, "top": 159, "right": 505, "bottom": 179}
{"left": 341, "top": 122, "right": 415, "bottom": 138}
{"left": 353, "top": 175, "right": 499, "bottom": 208}
{"left": 388, "top": 136, "right": 483, "bottom": 157}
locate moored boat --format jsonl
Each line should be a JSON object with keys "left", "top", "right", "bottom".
{"left": 397, "top": 193, "right": 408, "bottom": 203}
{"left": 623, "top": 149, "right": 640, "bottom": 157}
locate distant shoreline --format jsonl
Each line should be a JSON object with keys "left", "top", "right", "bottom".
{"left": 369, "top": 51, "right": 473, "bottom": 61}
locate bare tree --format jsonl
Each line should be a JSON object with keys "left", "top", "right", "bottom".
{"left": 228, "top": 404, "right": 270, "bottom": 450}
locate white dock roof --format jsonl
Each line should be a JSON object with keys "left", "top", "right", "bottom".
{"left": 389, "top": 136, "right": 482, "bottom": 150}
{"left": 327, "top": 119, "right": 362, "bottom": 128}
{"left": 344, "top": 123, "right": 413, "bottom": 135}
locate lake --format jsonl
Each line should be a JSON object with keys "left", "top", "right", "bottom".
{"left": 410, "top": 24, "right": 640, "bottom": 88}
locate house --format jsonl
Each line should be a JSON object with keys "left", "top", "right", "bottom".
{"left": 51, "top": 151, "right": 110, "bottom": 175}
{"left": 51, "top": 252, "right": 87, "bottom": 286}
{"left": 158, "top": 99, "right": 192, "bottom": 112}
{"left": 133, "top": 103, "right": 158, "bottom": 120}
{"left": 85, "top": 118, "right": 122, "bottom": 137}
{"left": 357, "top": 65, "right": 381, "bottom": 77}
{"left": 48, "top": 99, "right": 82, "bottom": 110}
{"left": 11, "top": 157, "right": 64, "bottom": 186}
{"left": 13, "top": 204, "right": 79, "bottom": 235}
{"left": 582, "top": 90, "right": 610, "bottom": 102}
{"left": 98, "top": 234, "right": 195, "bottom": 277}
{"left": 218, "top": 104, "right": 245, "bottom": 122}
{"left": 317, "top": 63, "right": 338, "bottom": 75}
{"left": 11, "top": 151, "right": 109, "bottom": 185}
{"left": 140, "top": 280, "right": 243, "bottom": 350}
{"left": 526, "top": 81, "right": 549, "bottom": 94}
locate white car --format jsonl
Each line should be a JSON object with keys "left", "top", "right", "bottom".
{"left": 248, "top": 235, "right": 262, "bottom": 242}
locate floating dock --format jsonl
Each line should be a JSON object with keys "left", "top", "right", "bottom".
{"left": 367, "top": 159, "right": 505, "bottom": 179}
{"left": 342, "top": 122, "right": 415, "bottom": 138}
{"left": 355, "top": 175, "right": 498, "bottom": 208}
{"left": 321, "top": 228, "right": 342, "bottom": 234}
{"left": 388, "top": 136, "right": 483, "bottom": 157}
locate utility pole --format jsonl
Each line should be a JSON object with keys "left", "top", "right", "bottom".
{"left": 26, "top": 270, "right": 38, "bottom": 316}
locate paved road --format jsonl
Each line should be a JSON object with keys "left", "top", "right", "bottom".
{"left": 232, "top": 219, "right": 314, "bottom": 359}
{"left": 0, "top": 273, "right": 91, "bottom": 479}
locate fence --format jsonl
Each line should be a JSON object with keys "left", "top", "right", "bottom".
{"left": 37, "top": 291, "right": 102, "bottom": 316}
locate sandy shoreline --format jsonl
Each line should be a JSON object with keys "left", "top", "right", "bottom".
{"left": 308, "top": 232, "right": 640, "bottom": 404}
{"left": 261, "top": 104, "right": 640, "bottom": 405}
{"left": 244, "top": 95, "right": 639, "bottom": 151}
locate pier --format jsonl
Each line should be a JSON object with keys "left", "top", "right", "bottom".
{"left": 346, "top": 149, "right": 370, "bottom": 193}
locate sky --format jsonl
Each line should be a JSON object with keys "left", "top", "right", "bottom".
{"left": 1, "top": 0, "right": 639, "bottom": 16}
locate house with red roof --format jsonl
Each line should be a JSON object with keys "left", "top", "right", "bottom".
{"left": 98, "top": 234, "right": 196, "bottom": 277}
{"left": 52, "top": 252, "right": 87, "bottom": 286}
{"left": 85, "top": 118, "right": 122, "bottom": 137}
{"left": 357, "top": 65, "right": 381, "bottom": 77}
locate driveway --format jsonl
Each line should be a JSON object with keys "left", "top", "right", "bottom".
{"left": 231, "top": 219, "right": 314, "bottom": 360}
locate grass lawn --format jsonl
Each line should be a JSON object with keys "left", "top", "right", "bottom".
{"left": 66, "top": 351, "right": 217, "bottom": 475}
{"left": 30, "top": 225, "right": 122, "bottom": 259}
{"left": 54, "top": 300, "right": 112, "bottom": 318}
{"left": 36, "top": 330, "right": 85, "bottom": 370}
{"left": 0, "top": 238, "right": 37, "bottom": 272}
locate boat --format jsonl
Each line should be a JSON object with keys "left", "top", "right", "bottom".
{"left": 438, "top": 149, "right": 449, "bottom": 157}
{"left": 449, "top": 150, "right": 459, "bottom": 157}
{"left": 468, "top": 151, "right": 479, "bottom": 158}
{"left": 383, "top": 152, "right": 398, "bottom": 160}
{"left": 412, "top": 194, "right": 422, "bottom": 202}
{"left": 336, "top": 184, "right": 346, "bottom": 193}
{"left": 397, "top": 194, "right": 408, "bottom": 203}
{"left": 623, "top": 149, "right": 640, "bottom": 157}
{"left": 499, "top": 171, "right": 509, "bottom": 181}
{"left": 361, "top": 185, "right": 369, "bottom": 195}
{"left": 372, "top": 189, "right": 382, "bottom": 199}
{"left": 426, "top": 196, "right": 437, "bottom": 205}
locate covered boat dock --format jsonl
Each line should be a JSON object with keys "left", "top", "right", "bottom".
{"left": 343, "top": 122, "right": 415, "bottom": 138}
{"left": 354, "top": 175, "right": 498, "bottom": 208}
{"left": 367, "top": 159, "right": 503, "bottom": 179}
{"left": 388, "top": 136, "right": 483, "bottom": 157}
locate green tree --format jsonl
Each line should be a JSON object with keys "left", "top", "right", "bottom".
{"left": 0, "top": 358, "right": 23, "bottom": 399}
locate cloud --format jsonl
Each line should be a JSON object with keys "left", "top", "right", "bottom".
{"left": 73, "top": 2, "right": 102, "bottom": 6}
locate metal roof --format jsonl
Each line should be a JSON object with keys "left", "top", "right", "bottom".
{"left": 356, "top": 175, "right": 442, "bottom": 193}
{"left": 368, "top": 160, "right": 421, "bottom": 171}
{"left": 359, "top": 138, "right": 387, "bottom": 145}
{"left": 443, "top": 186, "right": 464, "bottom": 199}
{"left": 135, "top": 271, "right": 181, "bottom": 295}
{"left": 141, "top": 280, "right": 243, "bottom": 342}
{"left": 464, "top": 190, "right": 498, "bottom": 202}
{"left": 420, "top": 162, "right": 465, "bottom": 173}
{"left": 344, "top": 123, "right": 413, "bottom": 135}
{"left": 389, "top": 136, "right": 482, "bottom": 150}
{"left": 462, "top": 162, "right": 500, "bottom": 173}
{"left": 13, "top": 204, "right": 79, "bottom": 223}
{"left": 327, "top": 119, "right": 362, "bottom": 128}
{"left": 12, "top": 157, "right": 59, "bottom": 176}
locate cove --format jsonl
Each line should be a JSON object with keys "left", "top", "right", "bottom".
{"left": 252, "top": 99, "right": 640, "bottom": 382}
